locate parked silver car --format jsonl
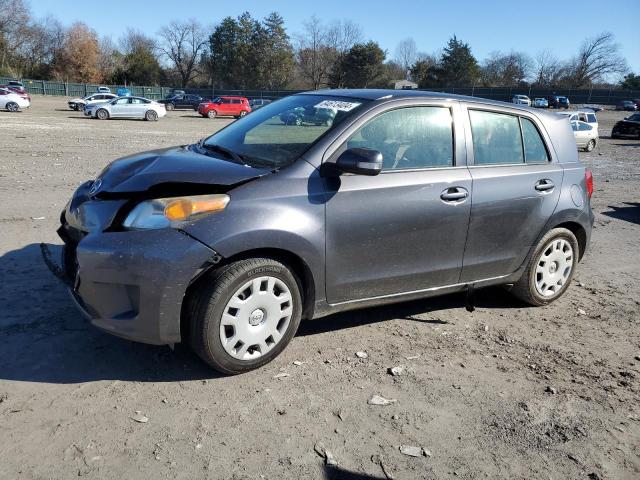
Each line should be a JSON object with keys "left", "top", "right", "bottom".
{"left": 45, "top": 89, "right": 594, "bottom": 374}
{"left": 84, "top": 96, "right": 166, "bottom": 121}
{"left": 512, "top": 94, "right": 531, "bottom": 106}
{"left": 68, "top": 93, "right": 117, "bottom": 111}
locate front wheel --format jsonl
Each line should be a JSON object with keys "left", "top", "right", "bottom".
{"left": 585, "top": 139, "right": 596, "bottom": 152}
{"left": 190, "top": 258, "right": 303, "bottom": 374}
{"left": 207, "top": 109, "right": 217, "bottom": 119}
{"left": 145, "top": 110, "right": 158, "bottom": 121}
{"left": 6, "top": 102, "right": 19, "bottom": 112}
{"left": 165, "top": 103, "right": 175, "bottom": 111}
{"left": 239, "top": 110, "right": 247, "bottom": 117}
{"left": 510, "top": 228, "right": 579, "bottom": 306}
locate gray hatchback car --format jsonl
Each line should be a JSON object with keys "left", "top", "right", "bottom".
{"left": 43, "top": 89, "right": 594, "bottom": 374}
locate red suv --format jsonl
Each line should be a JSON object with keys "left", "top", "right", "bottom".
{"left": 198, "top": 96, "right": 251, "bottom": 119}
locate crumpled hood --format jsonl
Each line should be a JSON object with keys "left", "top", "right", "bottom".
{"left": 92, "top": 145, "right": 270, "bottom": 195}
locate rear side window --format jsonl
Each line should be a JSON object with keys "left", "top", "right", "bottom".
{"left": 521, "top": 118, "right": 549, "bottom": 163}
{"left": 347, "top": 106, "right": 454, "bottom": 170}
{"left": 587, "top": 114, "right": 597, "bottom": 123}
{"left": 469, "top": 110, "right": 523, "bottom": 165}
{"left": 470, "top": 110, "right": 550, "bottom": 165}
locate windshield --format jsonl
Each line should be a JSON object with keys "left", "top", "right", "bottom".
{"left": 202, "top": 94, "right": 369, "bottom": 168}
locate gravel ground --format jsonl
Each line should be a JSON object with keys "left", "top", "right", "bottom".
{"left": 0, "top": 96, "right": 639, "bottom": 480}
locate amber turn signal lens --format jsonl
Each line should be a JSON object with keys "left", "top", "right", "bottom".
{"left": 163, "top": 194, "right": 229, "bottom": 221}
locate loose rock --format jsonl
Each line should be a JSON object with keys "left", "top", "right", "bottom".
{"left": 388, "top": 366, "right": 405, "bottom": 376}
{"left": 368, "top": 395, "right": 397, "bottom": 406}
{"left": 130, "top": 411, "right": 148, "bottom": 423}
{"left": 355, "top": 351, "right": 368, "bottom": 359}
{"left": 273, "top": 372, "right": 290, "bottom": 379}
{"left": 399, "top": 445, "right": 426, "bottom": 457}
{"left": 545, "top": 386, "right": 557, "bottom": 394}
{"left": 314, "top": 442, "right": 337, "bottom": 466}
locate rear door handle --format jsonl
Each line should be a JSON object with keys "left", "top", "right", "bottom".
{"left": 440, "top": 187, "right": 469, "bottom": 202}
{"left": 535, "top": 179, "right": 555, "bottom": 192}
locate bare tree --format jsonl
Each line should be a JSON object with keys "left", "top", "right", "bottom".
{"left": 296, "top": 16, "right": 336, "bottom": 89}
{"left": 157, "top": 19, "right": 207, "bottom": 87}
{"left": 566, "top": 32, "right": 628, "bottom": 87}
{"left": 121, "top": 28, "right": 156, "bottom": 55}
{"left": 481, "top": 51, "right": 532, "bottom": 86}
{"left": 395, "top": 37, "right": 417, "bottom": 77}
{"left": 532, "top": 50, "right": 562, "bottom": 86}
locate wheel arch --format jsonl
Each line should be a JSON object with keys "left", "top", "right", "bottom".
{"left": 552, "top": 221, "right": 588, "bottom": 261}
{"left": 180, "top": 247, "right": 316, "bottom": 343}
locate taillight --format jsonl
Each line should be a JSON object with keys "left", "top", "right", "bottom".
{"left": 585, "top": 169, "right": 593, "bottom": 198}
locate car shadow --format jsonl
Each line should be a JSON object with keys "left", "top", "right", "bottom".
{"left": 322, "top": 465, "right": 387, "bottom": 480}
{"left": 612, "top": 142, "right": 640, "bottom": 147}
{"left": 602, "top": 202, "right": 640, "bottom": 225}
{"left": 1, "top": 243, "right": 522, "bottom": 385}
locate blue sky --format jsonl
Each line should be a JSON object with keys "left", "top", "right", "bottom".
{"left": 30, "top": 0, "right": 640, "bottom": 73}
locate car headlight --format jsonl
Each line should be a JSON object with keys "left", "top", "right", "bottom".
{"left": 123, "top": 194, "right": 230, "bottom": 230}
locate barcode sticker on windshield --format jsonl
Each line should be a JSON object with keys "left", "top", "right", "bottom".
{"left": 314, "top": 100, "right": 361, "bottom": 112}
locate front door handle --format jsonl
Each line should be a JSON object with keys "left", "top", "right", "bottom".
{"left": 440, "top": 187, "right": 469, "bottom": 202}
{"left": 535, "top": 179, "right": 555, "bottom": 192}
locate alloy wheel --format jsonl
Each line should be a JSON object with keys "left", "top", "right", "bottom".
{"left": 534, "top": 238, "right": 574, "bottom": 297}
{"left": 219, "top": 276, "right": 293, "bottom": 361}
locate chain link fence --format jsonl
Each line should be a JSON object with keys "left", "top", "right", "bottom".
{"left": 2, "top": 77, "right": 638, "bottom": 105}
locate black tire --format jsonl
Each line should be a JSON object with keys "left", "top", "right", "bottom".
{"left": 294, "top": 117, "right": 302, "bottom": 126}
{"left": 165, "top": 103, "right": 175, "bottom": 111}
{"left": 96, "top": 108, "right": 109, "bottom": 120}
{"left": 145, "top": 110, "right": 158, "bottom": 121}
{"left": 585, "top": 139, "right": 596, "bottom": 152}
{"left": 207, "top": 109, "right": 217, "bottom": 119}
{"left": 510, "top": 228, "right": 579, "bottom": 306}
{"left": 190, "top": 258, "right": 303, "bottom": 374}
{"left": 6, "top": 101, "right": 19, "bottom": 112}
{"left": 239, "top": 110, "right": 247, "bottom": 117}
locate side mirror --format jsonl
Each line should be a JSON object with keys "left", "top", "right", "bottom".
{"left": 335, "top": 148, "right": 383, "bottom": 176}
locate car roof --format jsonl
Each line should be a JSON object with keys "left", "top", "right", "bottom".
{"left": 303, "top": 88, "right": 553, "bottom": 113}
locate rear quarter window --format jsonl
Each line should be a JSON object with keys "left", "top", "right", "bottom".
{"left": 521, "top": 118, "right": 549, "bottom": 163}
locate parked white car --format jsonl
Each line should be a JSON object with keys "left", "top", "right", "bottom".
{"left": 0, "top": 87, "right": 30, "bottom": 111}
{"left": 559, "top": 110, "right": 599, "bottom": 137}
{"left": 512, "top": 95, "right": 531, "bottom": 106}
{"left": 570, "top": 120, "right": 598, "bottom": 151}
{"left": 84, "top": 96, "right": 166, "bottom": 121}
{"left": 96, "top": 86, "right": 111, "bottom": 93}
{"left": 68, "top": 93, "right": 117, "bottom": 111}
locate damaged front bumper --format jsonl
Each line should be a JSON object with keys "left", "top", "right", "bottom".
{"left": 42, "top": 220, "right": 219, "bottom": 346}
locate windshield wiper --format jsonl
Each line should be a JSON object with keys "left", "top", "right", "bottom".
{"left": 200, "top": 142, "right": 246, "bottom": 165}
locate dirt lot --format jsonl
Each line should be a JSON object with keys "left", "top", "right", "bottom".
{"left": 0, "top": 96, "right": 638, "bottom": 480}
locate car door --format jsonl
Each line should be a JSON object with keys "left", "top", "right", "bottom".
{"left": 109, "top": 97, "right": 130, "bottom": 117}
{"left": 459, "top": 106, "right": 563, "bottom": 282}
{"left": 128, "top": 98, "right": 147, "bottom": 118}
{"left": 325, "top": 102, "right": 472, "bottom": 304}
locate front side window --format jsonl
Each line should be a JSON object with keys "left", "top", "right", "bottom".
{"left": 469, "top": 110, "right": 523, "bottom": 165}
{"left": 114, "top": 98, "right": 129, "bottom": 105}
{"left": 346, "top": 106, "right": 454, "bottom": 170}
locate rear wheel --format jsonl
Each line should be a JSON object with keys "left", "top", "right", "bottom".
{"left": 207, "top": 109, "right": 217, "bottom": 119}
{"left": 190, "top": 258, "right": 303, "bottom": 374}
{"left": 96, "top": 109, "right": 109, "bottom": 120}
{"left": 165, "top": 103, "right": 175, "bottom": 111}
{"left": 510, "top": 228, "right": 579, "bottom": 306}
{"left": 6, "top": 102, "right": 19, "bottom": 112}
{"left": 145, "top": 110, "right": 158, "bottom": 121}
{"left": 585, "top": 139, "right": 596, "bottom": 152}
{"left": 239, "top": 110, "right": 247, "bottom": 117}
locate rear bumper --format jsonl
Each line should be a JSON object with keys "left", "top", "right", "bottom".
{"left": 43, "top": 227, "right": 218, "bottom": 345}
